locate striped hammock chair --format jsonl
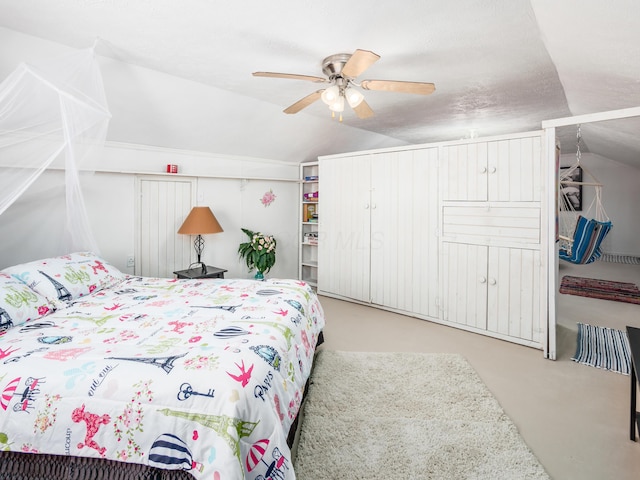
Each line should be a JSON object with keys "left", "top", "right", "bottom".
{"left": 558, "top": 162, "right": 612, "bottom": 264}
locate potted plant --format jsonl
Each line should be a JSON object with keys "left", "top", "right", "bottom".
{"left": 238, "top": 228, "right": 276, "bottom": 279}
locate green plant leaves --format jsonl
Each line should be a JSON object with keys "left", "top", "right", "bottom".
{"left": 237, "top": 228, "right": 277, "bottom": 274}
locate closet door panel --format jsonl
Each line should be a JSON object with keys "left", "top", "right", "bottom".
{"left": 441, "top": 143, "right": 488, "bottom": 201}
{"left": 137, "top": 177, "right": 195, "bottom": 278}
{"left": 411, "top": 148, "right": 440, "bottom": 318}
{"left": 318, "top": 155, "right": 371, "bottom": 302}
{"left": 487, "top": 246, "right": 541, "bottom": 342}
{"left": 370, "top": 148, "right": 439, "bottom": 317}
{"left": 441, "top": 242, "right": 488, "bottom": 329}
{"left": 488, "top": 137, "right": 542, "bottom": 202}
{"left": 370, "top": 152, "right": 400, "bottom": 308}
{"left": 397, "top": 155, "right": 413, "bottom": 309}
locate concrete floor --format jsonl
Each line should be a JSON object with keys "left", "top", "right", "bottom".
{"left": 314, "top": 259, "right": 640, "bottom": 480}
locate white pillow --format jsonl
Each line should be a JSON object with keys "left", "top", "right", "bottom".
{"left": 2, "top": 252, "right": 126, "bottom": 307}
{"left": 0, "top": 272, "right": 53, "bottom": 332}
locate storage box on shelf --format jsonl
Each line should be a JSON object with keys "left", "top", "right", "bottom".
{"left": 300, "top": 162, "right": 319, "bottom": 288}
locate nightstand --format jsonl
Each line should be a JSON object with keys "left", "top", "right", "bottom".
{"left": 173, "top": 266, "right": 227, "bottom": 279}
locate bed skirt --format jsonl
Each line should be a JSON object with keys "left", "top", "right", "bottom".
{"left": 0, "top": 451, "right": 192, "bottom": 480}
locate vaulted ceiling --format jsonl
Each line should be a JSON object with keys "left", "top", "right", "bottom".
{"left": 1, "top": 0, "right": 639, "bottom": 165}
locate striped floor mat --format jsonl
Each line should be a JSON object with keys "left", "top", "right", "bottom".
{"left": 572, "top": 323, "right": 631, "bottom": 375}
{"left": 600, "top": 253, "right": 640, "bottom": 265}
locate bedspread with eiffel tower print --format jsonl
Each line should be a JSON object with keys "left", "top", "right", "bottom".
{"left": 0, "top": 261, "right": 324, "bottom": 480}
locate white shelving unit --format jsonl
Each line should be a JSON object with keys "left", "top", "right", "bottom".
{"left": 299, "top": 162, "right": 319, "bottom": 288}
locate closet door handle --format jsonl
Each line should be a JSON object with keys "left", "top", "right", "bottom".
{"left": 480, "top": 167, "right": 487, "bottom": 174}
{"left": 371, "top": 203, "right": 377, "bottom": 209}
{"left": 489, "top": 278, "right": 497, "bottom": 285}
{"left": 364, "top": 203, "right": 370, "bottom": 209}
{"left": 489, "top": 166, "right": 497, "bottom": 173}
{"left": 479, "top": 276, "right": 487, "bottom": 283}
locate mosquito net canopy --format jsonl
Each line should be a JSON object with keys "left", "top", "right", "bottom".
{"left": 0, "top": 46, "right": 111, "bottom": 256}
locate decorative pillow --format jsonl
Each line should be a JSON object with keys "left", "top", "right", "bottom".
{"left": 2, "top": 252, "right": 126, "bottom": 306}
{"left": 0, "top": 272, "right": 53, "bottom": 332}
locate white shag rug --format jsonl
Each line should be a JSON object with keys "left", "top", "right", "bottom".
{"left": 294, "top": 351, "right": 550, "bottom": 480}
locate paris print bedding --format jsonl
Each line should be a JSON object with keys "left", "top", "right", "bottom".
{"left": 0, "top": 252, "right": 325, "bottom": 479}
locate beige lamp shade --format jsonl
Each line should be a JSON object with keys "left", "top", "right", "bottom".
{"left": 178, "top": 206, "right": 223, "bottom": 235}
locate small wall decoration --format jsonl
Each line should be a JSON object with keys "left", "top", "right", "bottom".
{"left": 260, "top": 189, "right": 276, "bottom": 207}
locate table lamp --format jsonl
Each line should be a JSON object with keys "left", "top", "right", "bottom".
{"left": 177, "top": 206, "right": 223, "bottom": 273}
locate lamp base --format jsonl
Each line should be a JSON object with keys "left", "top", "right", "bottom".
{"left": 187, "top": 262, "right": 207, "bottom": 274}
{"left": 193, "top": 234, "right": 207, "bottom": 274}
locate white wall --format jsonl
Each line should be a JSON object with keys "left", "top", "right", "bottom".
{"left": 0, "top": 27, "right": 409, "bottom": 279}
{"left": 0, "top": 28, "right": 331, "bottom": 278}
{"left": 0, "top": 142, "right": 300, "bottom": 279}
{"left": 560, "top": 152, "right": 640, "bottom": 256}
{"left": 0, "top": 27, "right": 407, "bottom": 164}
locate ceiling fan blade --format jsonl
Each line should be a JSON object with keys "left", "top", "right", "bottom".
{"left": 341, "top": 49, "right": 380, "bottom": 78}
{"left": 283, "top": 90, "right": 324, "bottom": 114}
{"left": 253, "top": 72, "right": 328, "bottom": 83}
{"left": 352, "top": 99, "right": 374, "bottom": 119}
{"left": 361, "top": 80, "right": 435, "bottom": 95}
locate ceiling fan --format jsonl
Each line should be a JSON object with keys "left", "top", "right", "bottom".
{"left": 253, "top": 49, "right": 435, "bottom": 121}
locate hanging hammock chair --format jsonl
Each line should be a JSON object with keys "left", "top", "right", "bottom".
{"left": 558, "top": 125, "right": 612, "bottom": 264}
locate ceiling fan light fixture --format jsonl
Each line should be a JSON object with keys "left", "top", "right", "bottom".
{"left": 345, "top": 88, "right": 364, "bottom": 108}
{"left": 328, "top": 95, "right": 345, "bottom": 113}
{"left": 321, "top": 85, "right": 340, "bottom": 105}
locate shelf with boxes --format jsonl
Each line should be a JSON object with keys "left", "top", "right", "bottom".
{"left": 299, "top": 162, "right": 319, "bottom": 288}
{"left": 302, "top": 202, "right": 318, "bottom": 223}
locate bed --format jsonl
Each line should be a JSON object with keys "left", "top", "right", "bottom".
{"left": 0, "top": 252, "right": 325, "bottom": 479}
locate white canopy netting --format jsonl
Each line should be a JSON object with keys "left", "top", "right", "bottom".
{"left": 0, "top": 46, "right": 111, "bottom": 256}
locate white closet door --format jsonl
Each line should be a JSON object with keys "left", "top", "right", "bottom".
{"left": 441, "top": 136, "right": 541, "bottom": 203}
{"left": 440, "top": 242, "right": 488, "bottom": 329}
{"left": 136, "top": 176, "right": 195, "bottom": 278}
{"left": 370, "top": 148, "right": 439, "bottom": 317}
{"left": 487, "top": 136, "right": 542, "bottom": 202}
{"left": 486, "top": 246, "right": 542, "bottom": 343}
{"left": 318, "top": 155, "right": 371, "bottom": 302}
{"left": 441, "top": 142, "right": 488, "bottom": 201}
{"left": 441, "top": 243, "right": 542, "bottom": 344}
